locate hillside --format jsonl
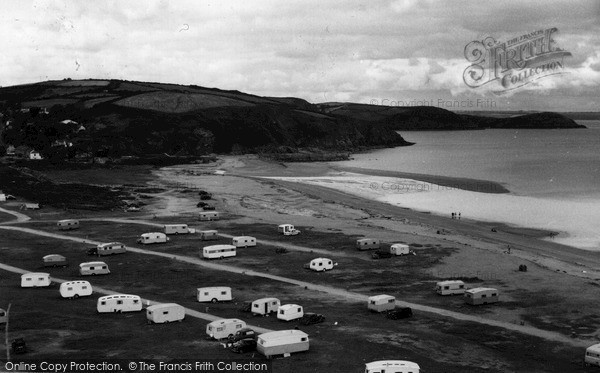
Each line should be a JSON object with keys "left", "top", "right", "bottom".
{"left": 0, "top": 79, "right": 411, "bottom": 159}
{"left": 319, "top": 103, "right": 585, "bottom": 130}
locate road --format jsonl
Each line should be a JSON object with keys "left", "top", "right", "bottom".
{"left": 0, "top": 223, "right": 590, "bottom": 348}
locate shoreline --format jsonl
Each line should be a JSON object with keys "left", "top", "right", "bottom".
{"left": 331, "top": 165, "right": 511, "bottom": 194}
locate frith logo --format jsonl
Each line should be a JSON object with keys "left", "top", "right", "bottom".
{"left": 463, "top": 28, "right": 571, "bottom": 94}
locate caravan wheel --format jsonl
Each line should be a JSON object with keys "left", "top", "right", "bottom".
{"left": 211, "top": 298, "right": 218, "bottom": 303}
{"left": 228, "top": 334, "right": 233, "bottom": 339}
{"left": 73, "top": 294, "right": 79, "bottom": 299}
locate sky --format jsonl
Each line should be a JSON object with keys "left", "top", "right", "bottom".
{"left": 1, "top": 0, "right": 599, "bottom": 111}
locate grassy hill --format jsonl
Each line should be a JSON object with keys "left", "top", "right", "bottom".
{"left": 0, "top": 79, "right": 412, "bottom": 158}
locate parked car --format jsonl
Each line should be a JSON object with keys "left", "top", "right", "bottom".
{"left": 12, "top": 338, "right": 27, "bottom": 354}
{"left": 227, "top": 328, "right": 256, "bottom": 343}
{"left": 386, "top": 307, "right": 413, "bottom": 320}
{"left": 230, "top": 338, "right": 257, "bottom": 353}
{"left": 371, "top": 250, "right": 392, "bottom": 259}
{"left": 299, "top": 312, "right": 325, "bottom": 325}
{"left": 86, "top": 247, "right": 98, "bottom": 256}
{"left": 202, "top": 205, "right": 216, "bottom": 211}
{"left": 197, "top": 201, "right": 208, "bottom": 208}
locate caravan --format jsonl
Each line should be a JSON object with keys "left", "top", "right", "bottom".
{"left": 57, "top": 219, "right": 79, "bottom": 231}
{"left": 202, "top": 245, "right": 236, "bottom": 259}
{"left": 278, "top": 224, "right": 300, "bottom": 236}
{"left": 97, "top": 294, "right": 143, "bottom": 313}
{"left": 79, "top": 261, "right": 110, "bottom": 276}
{"left": 146, "top": 303, "right": 185, "bottom": 324}
{"left": 206, "top": 318, "right": 247, "bottom": 340}
{"left": 256, "top": 330, "right": 309, "bottom": 359}
{"left": 43, "top": 254, "right": 68, "bottom": 267}
{"left": 197, "top": 287, "right": 232, "bottom": 303}
{"left": 59, "top": 281, "right": 92, "bottom": 299}
{"left": 436, "top": 280, "right": 466, "bottom": 295}
{"left": 137, "top": 232, "right": 169, "bottom": 245}
{"left": 304, "top": 258, "right": 334, "bottom": 272}
{"left": 92, "top": 242, "right": 126, "bottom": 256}
{"left": 199, "top": 230, "right": 219, "bottom": 241}
{"left": 164, "top": 224, "right": 195, "bottom": 235}
{"left": 21, "top": 273, "right": 51, "bottom": 288}
{"left": 232, "top": 236, "right": 256, "bottom": 248}
{"left": 251, "top": 297, "right": 280, "bottom": 315}
{"left": 199, "top": 211, "right": 219, "bottom": 221}
{"left": 356, "top": 238, "right": 380, "bottom": 251}
{"left": 585, "top": 343, "right": 600, "bottom": 367}
{"left": 368, "top": 295, "right": 396, "bottom": 312}
{"left": 0, "top": 308, "right": 6, "bottom": 325}
{"left": 390, "top": 243, "right": 410, "bottom": 256}
{"left": 464, "top": 287, "right": 499, "bottom": 305}
{"left": 277, "top": 304, "right": 304, "bottom": 321}
{"left": 365, "top": 360, "right": 420, "bottom": 373}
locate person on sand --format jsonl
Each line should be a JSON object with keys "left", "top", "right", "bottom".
{"left": 507, "top": 245, "right": 511, "bottom": 254}
{"left": 451, "top": 212, "right": 455, "bottom": 219}
{"left": 458, "top": 212, "right": 461, "bottom": 220}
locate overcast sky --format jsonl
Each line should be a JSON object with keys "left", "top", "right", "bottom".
{"left": 1, "top": 0, "right": 599, "bottom": 111}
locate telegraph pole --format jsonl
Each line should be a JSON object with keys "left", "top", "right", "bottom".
{"left": 5, "top": 303, "right": 11, "bottom": 362}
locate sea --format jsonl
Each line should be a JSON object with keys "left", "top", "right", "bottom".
{"left": 332, "top": 120, "right": 600, "bottom": 250}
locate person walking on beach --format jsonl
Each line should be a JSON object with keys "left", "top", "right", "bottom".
{"left": 507, "top": 245, "right": 511, "bottom": 254}
{"left": 451, "top": 212, "right": 455, "bottom": 219}
{"left": 458, "top": 212, "right": 461, "bottom": 220}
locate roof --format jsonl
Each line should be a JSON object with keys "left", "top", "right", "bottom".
{"left": 79, "top": 261, "right": 107, "bottom": 267}
{"left": 207, "top": 318, "right": 245, "bottom": 326}
{"left": 203, "top": 244, "right": 236, "bottom": 250}
{"left": 147, "top": 303, "right": 183, "bottom": 311}
{"left": 368, "top": 294, "right": 395, "bottom": 301}
{"left": 233, "top": 236, "right": 255, "bottom": 240}
{"left": 43, "top": 254, "right": 66, "bottom": 260}
{"left": 200, "top": 230, "right": 218, "bottom": 233}
{"left": 437, "top": 280, "right": 465, "bottom": 286}
{"left": 57, "top": 219, "right": 78, "bottom": 223}
{"left": 357, "top": 238, "right": 379, "bottom": 242}
{"left": 164, "top": 224, "right": 188, "bottom": 227}
{"left": 278, "top": 224, "right": 293, "bottom": 227}
{"left": 587, "top": 343, "right": 600, "bottom": 352}
{"left": 311, "top": 257, "right": 331, "bottom": 262}
{"left": 197, "top": 286, "right": 230, "bottom": 290}
{"left": 279, "top": 304, "right": 302, "bottom": 311}
{"left": 21, "top": 272, "right": 49, "bottom": 277}
{"left": 365, "top": 361, "right": 420, "bottom": 370}
{"left": 98, "top": 294, "right": 140, "bottom": 300}
{"left": 61, "top": 280, "right": 90, "bottom": 285}
{"left": 98, "top": 242, "right": 124, "bottom": 247}
{"left": 391, "top": 243, "right": 409, "bottom": 248}
{"left": 465, "top": 287, "right": 498, "bottom": 294}
{"left": 258, "top": 329, "right": 308, "bottom": 341}
{"left": 252, "top": 297, "right": 280, "bottom": 303}
{"left": 141, "top": 232, "right": 166, "bottom": 236}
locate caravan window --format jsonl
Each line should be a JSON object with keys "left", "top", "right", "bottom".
{"left": 220, "top": 291, "right": 226, "bottom": 295}
{"left": 163, "top": 311, "right": 169, "bottom": 315}
{"left": 370, "top": 300, "right": 375, "bottom": 305}
{"left": 271, "top": 301, "right": 277, "bottom": 305}
{"left": 100, "top": 301, "right": 106, "bottom": 305}
{"left": 301, "top": 337, "right": 307, "bottom": 341}
{"left": 444, "top": 286, "right": 449, "bottom": 290}
{"left": 133, "top": 300, "right": 139, "bottom": 304}
{"left": 387, "top": 299, "right": 394, "bottom": 304}
{"left": 253, "top": 304, "right": 259, "bottom": 308}
{"left": 297, "top": 307, "right": 301, "bottom": 312}
{"left": 117, "top": 300, "right": 123, "bottom": 305}
{"left": 236, "top": 324, "right": 242, "bottom": 329}
{"left": 481, "top": 294, "right": 487, "bottom": 298}
{"left": 82, "top": 286, "right": 88, "bottom": 289}
{"left": 26, "top": 278, "right": 32, "bottom": 281}
{"left": 492, "top": 293, "right": 497, "bottom": 297}
{"left": 67, "top": 287, "right": 73, "bottom": 291}
{"left": 0, "top": 311, "right": 4, "bottom": 316}
{"left": 217, "top": 327, "right": 224, "bottom": 332}
{"left": 204, "top": 292, "right": 209, "bottom": 296}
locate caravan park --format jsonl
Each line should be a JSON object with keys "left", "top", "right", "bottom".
{"left": 1, "top": 156, "right": 600, "bottom": 372}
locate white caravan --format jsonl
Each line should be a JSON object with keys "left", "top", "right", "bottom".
{"left": 278, "top": 224, "right": 300, "bottom": 235}
{"left": 256, "top": 330, "right": 309, "bottom": 359}
{"left": 585, "top": 343, "right": 600, "bottom": 367}
{"left": 0, "top": 308, "right": 6, "bottom": 324}
{"left": 199, "top": 230, "right": 219, "bottom": 241}
{"left": 436, "top": 280, "right": 466, "bottom": 295}
{"left": 464, "top": 287, "right": 499, "bottom": 305}
{"left": 356, "top": 238, "right": 380, "bottom": 251}
{"left": 199, "top": 211, "right": 219, "bottom": 221}
{"left": 368, "top": 295, "right": 396, "bottom": 312}
{"left": 59, "top": 281, "right": 92, "bottom": 299}
{"left": 232, "top": 236, "right": 256, "bottom": 248}
{"left": 390, "top": 243, "right": 410, "bottom": 255}
{"left": 197, "top": 287, "right": 232, "bottom": 303}
{"left": 57, "top": 219, "right": 79, "bottom": 230}
{"left": 164, "top": 224, "right": 196, "bottom": 235}
{"left": 206, "top": 318, "right": 247, "bottom": 340}
{"left": 21, "top": 272, "right": 51, "bottom": 288}
{"left": 79, "top": 261, "right": 110, "bottom": 276}
{"left": 251, "top": 297, "right": 281, "bottom": 315}
{"left": 146, "top": 303, "right": 185, "bottom": 324}
{"left": 202, "top": 244, "right": 236, "bottom": 259}
{"left": 305, "top": 258, "right": 334, "bottom": 272}
{"left": 277, "top": 304, "right": 304, "bottom": 321}
{"left": 97, "top": 294, "right": 143, "bottom": 313}
{"left": 364, "top": 360, "right": 420, "bottom": 373}
{"left": 137, "top": 232, "right": 169, "bottom": 244}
